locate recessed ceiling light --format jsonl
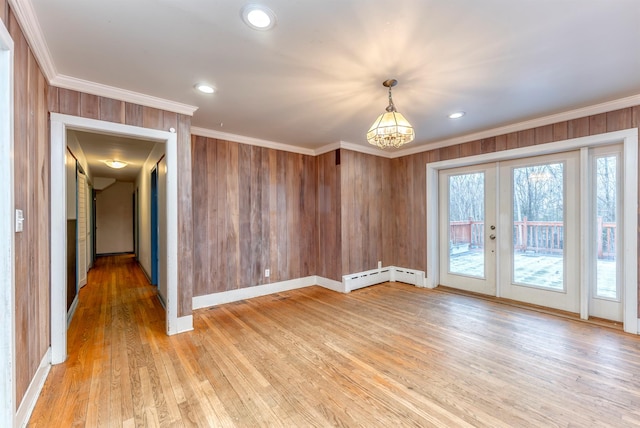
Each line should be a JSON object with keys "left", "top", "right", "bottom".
{"left": 448, "top": 111, "right": 466, "bottom": 119}
{"left": 195, "top": 83, "right": 215, "bottom": 94}
{"left": 241, "top": 4, "right": 276, "bottom": 30}
{"left": 103, "top": 159, "right": 127, "bottom": 169}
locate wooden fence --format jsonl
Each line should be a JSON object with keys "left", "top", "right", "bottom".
{"left": 449, "top": 217, "right": 615, "bottom": 258}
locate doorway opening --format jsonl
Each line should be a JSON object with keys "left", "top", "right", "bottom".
{"left": 426, "top": 129, "right": 638, "bottom": 334}
{"left": 50, "top": 113, "right": 183, "bottom": 364}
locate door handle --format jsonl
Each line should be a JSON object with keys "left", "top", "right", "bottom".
{"left": 489, "top": 234, "right": 496, "bottom": 240}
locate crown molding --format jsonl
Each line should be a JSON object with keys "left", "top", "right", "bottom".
{"left": 8, "top": 0, "right": 56, "bottom": 81}
{"left": 179, "top": 91, "right": 640, "bottom": 160}
{"left": 335, "top": 141, "right": 393, "bottom": 158}
{"left": 314, "top": 140, "right": 390, "bottom": 158}
{"left": 191, "top": 127, "right": 316, "bottom": 156}
{"left": 392, "top": 93, "right": 640, "bottom": 158}
{"left": 10, "top": 0, "right": 198, "bottom": 116}
{"left": 52, "top": 74, "right": 198, "bottom": 116}
{"left": 190, "top": 128, "right": 393, "bottom": 159}
{"left": 313, "top": 142, "right": 341, "bottom": 156}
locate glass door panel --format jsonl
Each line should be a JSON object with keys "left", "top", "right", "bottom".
{"left": 499, "top": 152, "right": 579, "bottom": 313}
{"left": 589, "top": 147, "right": 623, "bottom": 322}
{"left": 448, "top": 172, "right": 485, "bottom": 278}
{"left": 595, "top": 155, "right": 617, "bottom": 299}
{"left": 511, "top": 162, "right": 565, "bottom": 290}
{"left": 439, "top": 164, "right": 496, "bottom": 295}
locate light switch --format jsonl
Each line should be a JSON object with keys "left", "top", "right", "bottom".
{"left": 15, "top": 209, "right": 24, "bottom": 232}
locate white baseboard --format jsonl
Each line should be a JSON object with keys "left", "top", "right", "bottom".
{"left": 16, "top": 348, "right": 51, "bottom": 427}
{"left": 156, "top": 293, "right": 166, "bottom": 309}
{"left": 66, "top": 295, "right": 79, "bottom": 329}
{"left": 193, "top": 276, "right": 318, "bottom": 309}
{"left": 191, "top": 269, "right": 422, "bottom": 311}
{"left": 174, "top": 315, "right": 193, "bottom": 334}
{"left": 315, "top": 275, "right": 347, "bottom": 293}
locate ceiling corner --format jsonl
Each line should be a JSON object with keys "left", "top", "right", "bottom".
{"left": 8, "top": 0, "right": 57, "bottom": 81}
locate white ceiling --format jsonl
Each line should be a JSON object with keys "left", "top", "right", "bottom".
{"left": 30, "top": 0, "right": 640, "bottom": 152}
{"left": 69, "top": 130, "right": 158, "bottom": 181}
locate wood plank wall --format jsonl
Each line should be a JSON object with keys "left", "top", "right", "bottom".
{"left": 390, "top": 150, "right": 432, "bottom": 271}
{"left": 4, "top": 2, "right": 194, "bottom": 408}
{"left": 339, "top": 150, "right": 393, "bottom": 276}
{"left": 316, "top": 151, "right": 342, "bottom": 281}
{"left": 390, "top": 107, "right": 640, "bottom": 311}
{"left": 191, "top": 136, "right": 318, "bottom": 295}
{"left": 46, "top": 89, "right": 194, "bottom": 317}
{"left": 6, "top": 7, "right": 51, "bottom": 411}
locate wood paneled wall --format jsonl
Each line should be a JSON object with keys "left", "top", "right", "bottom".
{"left": 46, "top": 88, "right": 194, "bottom": 317}
{"left": 316, "top": 151, "right": 342, "bottom": 281}
{"left": 191, "top": 136, "right": 317, "bottom": 295}
{"left": 7, "top": 8, "right": 51, "bottom": 411}
{"left": 390, "top": 107, "right": 640, "bottom": 310}
{"left": 339, "top": 150, "right": 393, "bottom": 276}
{"left": 5, "top": 2, "right": 195, "bottom": 409}
{"left": 390, "top": 151, "right": 431, "bottom": 271}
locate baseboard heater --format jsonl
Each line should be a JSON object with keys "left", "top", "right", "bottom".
{"left": 343, "top": 266, "right": 425, "bottom": 292}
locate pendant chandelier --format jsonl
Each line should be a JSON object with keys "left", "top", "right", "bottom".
{"left": 366, "top": 79, "right": 415, "bottom": 149}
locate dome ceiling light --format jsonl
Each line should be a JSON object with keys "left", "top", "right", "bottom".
{"left": 103, "top": 159, "right": 128, "bottom": 169}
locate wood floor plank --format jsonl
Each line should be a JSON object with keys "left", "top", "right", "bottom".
{"left": 29, "top": 255, "right": 640, "bottom": 427}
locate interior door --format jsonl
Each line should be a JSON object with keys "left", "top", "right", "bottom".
{"left": 77, "top": 169, "right": 87, "bottom": 288}
{"left": 439, "top": 164, "right": 497, "bottom": 295}
{"left": 498, "top": 152, "right": 580, "bottom": 313}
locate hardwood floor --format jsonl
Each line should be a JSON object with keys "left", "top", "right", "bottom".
{"left": 29, "top": 255, "right": 640, "bottom": 427}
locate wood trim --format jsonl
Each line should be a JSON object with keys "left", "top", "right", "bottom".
{"left": 0, "top": 11, "right": 15, "bottom": 427}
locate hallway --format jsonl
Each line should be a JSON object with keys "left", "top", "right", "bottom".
{"left": 29, "top": 255, "right": 166, "bottom": 426}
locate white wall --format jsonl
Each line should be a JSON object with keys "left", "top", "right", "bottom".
{"left": 135, "top": 142, "right": 165, "bottom": 279}
{"left": 96, "top": 181, "right": 134, "bottom": 254}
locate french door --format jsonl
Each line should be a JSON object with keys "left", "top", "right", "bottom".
{"left": 498, "top": 152, "right": 579, "bottom": 313}
{"left": 439, "top": 164, "right": 497, "bottom": 295}
{"left": 439, "top": 149, "right": 622, "bottom": 319}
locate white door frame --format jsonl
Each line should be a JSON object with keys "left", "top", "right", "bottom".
{"left": 426, "top": 129, "right": 638, "bottom": 334}
{"left": 0, "top": 18, "right": 15, "bottom": 427}
{"left": 50, "top": 113, "right": 181, "bottom": 364}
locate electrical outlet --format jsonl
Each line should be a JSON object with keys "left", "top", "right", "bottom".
{"left": 265, "top": 269, "right": 270, "bottom": 278}
{"left": 15, "top": 209, "right": 24, "bottom": 233}
{"left": 378, "top": 260, "right": 382, "bottom": 269}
